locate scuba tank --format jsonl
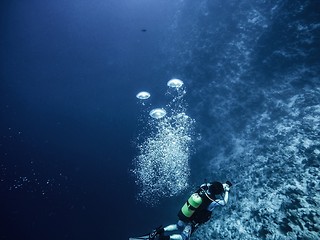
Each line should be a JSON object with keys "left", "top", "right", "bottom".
{"left": 179, "top": 193, "right": 203, "bottom": 220}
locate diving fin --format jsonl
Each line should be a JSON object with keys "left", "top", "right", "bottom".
{"left": 130, "top": 225, "right": 163, "bottom": 240}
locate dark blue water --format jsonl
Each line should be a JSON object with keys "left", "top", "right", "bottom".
{"left": 1, "top": 0, "right": 319, "bottom": 240}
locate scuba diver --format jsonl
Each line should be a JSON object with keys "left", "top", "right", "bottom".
{"left": 148, "top": 181, "right": 232, "bottom": 240}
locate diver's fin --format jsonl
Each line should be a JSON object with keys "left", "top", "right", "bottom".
{"left": 129, "top": 233, "right": 157, "bottom": 240}
{"left": 130, "top": 225, "right": 163, "bottom": 240}
{"left": 129, "top": 236, "right": 150, "bottom": 240}
{"left": 129, "top": 233, "right": 152, "bottom": 239}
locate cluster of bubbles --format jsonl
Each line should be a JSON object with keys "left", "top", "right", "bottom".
{"left": 133, "top": 79, "right": 195, "bottom": 205}
{"left": 136, "top": 78, "right": 184, "bottom": 119}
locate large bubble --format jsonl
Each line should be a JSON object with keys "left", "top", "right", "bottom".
{"left": 136, "top": 91, "right": 151, "bottom": 100}
{"left": 167, "top": 79, "right": 184, "bottom": 88}
{"left": 149, "top": 108, "right": 166, "bottom": 119}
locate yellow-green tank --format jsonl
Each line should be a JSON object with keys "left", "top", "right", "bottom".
{"left": 181, "top": 193, "right": 203, "bottom": 218}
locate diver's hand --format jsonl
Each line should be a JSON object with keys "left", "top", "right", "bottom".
{"left": 223, "top": 183, "right": 230, "bottom": 192}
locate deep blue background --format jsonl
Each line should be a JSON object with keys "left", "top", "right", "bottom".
{"left": 1, "top": 1, "right": 178, "bottom": 239}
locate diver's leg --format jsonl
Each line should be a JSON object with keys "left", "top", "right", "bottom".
{"left": 159, "top": 234, "right": 189, "bottom": 240}
{"left": 166, "top": 225, "right": 191, "bottom": 240}
{"left": 156, "top": 224, "right": 178, "bottom": 240}
{"left": 164, "top": 224, "right": 178, "bottom": 232}
{"left": 164, "top": 221, "right": 191, "bottom": 240}
{"left": 169, "top": 234, "right": 183, "bottom": 240}
{"left": 163, "top": 220, "right": 186, "bottom": 233}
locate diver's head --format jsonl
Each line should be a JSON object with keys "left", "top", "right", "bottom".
{"left": 209, "top": 181, "right": 224, "bottom": 195}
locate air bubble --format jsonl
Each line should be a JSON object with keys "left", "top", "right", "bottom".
{"left": 149, "top": 108, "right": 166, "bottom": 119}
{"left": 167, "top": 79, "right": 184, "bottom": 88}
{"left": 136, "top": 91, "right": 151, "bottom": 100}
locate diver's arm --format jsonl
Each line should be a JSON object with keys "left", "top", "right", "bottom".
{"left": 223, "top": 189, "right": 229, "bottom": 205}
{"left": 208, "top": 196, "right": 227, "bottom": 209}
{"left": 213, "top": 189, "right": 229, "bottom": 207}
{"left": 222, "top": 183, "right": 230, "bottom": 205}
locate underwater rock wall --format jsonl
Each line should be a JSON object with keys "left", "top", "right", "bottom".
{"left": 192, "top": 86, "right": 320, "bottom": 239}
{"left": 163, "top": 0, "right": 319, "bottom": 239}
